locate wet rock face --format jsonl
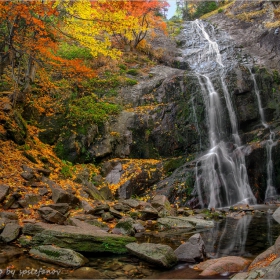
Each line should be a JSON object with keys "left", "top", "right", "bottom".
{"left": 208, "top": 1, "right": 280, "bottom": 73}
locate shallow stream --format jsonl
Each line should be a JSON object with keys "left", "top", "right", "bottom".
{"left": 1, "top": 207, "right": 280, "bottom": 279}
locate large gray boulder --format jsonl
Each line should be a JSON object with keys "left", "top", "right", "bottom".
{"left": 126, "top": 242, "right": 177, "bottom": 268}
{"left": 30, "top": 245, "right": 88, "bottom": 267}
{"left": 28, "top": 223, "right": 136, "bottom": 253}
{"left": 174, "top": 233, "right": 206, "bottom": 262}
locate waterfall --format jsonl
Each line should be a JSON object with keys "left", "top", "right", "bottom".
{"left": 250, "top": 70, "right": 278, "bottom": 200}
{"left": 191, "top": 97, "right": 202, "bottom": 151}
{"left": 181, "top": 20, "right": 256, "bottom": 208}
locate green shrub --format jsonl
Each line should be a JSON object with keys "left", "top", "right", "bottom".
{"left": 125, "top": 78, "right": 138, "bottom": 86}
{"left": 57, "top": 42, "right": 93, "bottom": 60}
{"left": 126, "top": 69, "right": 139, "bottom": 76}
{"left": 118, "top": 64, "right": 127, "bottom": 70}
{"left": 68, "top": 95, "right": 121, "bottom": 125}
{"left": 218, "top": 8, "right": 223, "bottom": 13}
{"left": 61, "top": 160, "right": 73, "bottom": 178}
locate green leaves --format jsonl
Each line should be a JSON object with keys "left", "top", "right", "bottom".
{"left": 68, "top": 95, "right": 121, "bottom": 125}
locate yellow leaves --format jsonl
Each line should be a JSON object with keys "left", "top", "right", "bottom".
{"left": 125, "top": 103, "right": 166, "bottom": 114}
{"left": 58, "top": 0, "right": 136, "bottom": 59}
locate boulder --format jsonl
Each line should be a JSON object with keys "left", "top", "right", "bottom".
{"left": 101, "top": 212, "right": 114, "bottom": 222}
{"left": 42, "top": 178, "right": 79, "bottom": 206}
{"left": 45, "top": 203, "right": 70, "bottom": 215}
{"left": 139, "top": 206, "right": 159, "bottom": 220}
{"left": 30, "top": 223, "right": 136, "bottom": 253}
{"left": 122, "top": 199, "right": 140, "bottom": 209}
{"left": 18, "top": 194, "right": 40, "bottom": 207}
{"left": 151, "top": 194, "right": 171, "bottom": 210}
{"left": 158, "top": 216, "right": 214, "bottom": 229}
{"left": 105, "top": 162, "right": 123, "bottom": 184}
{"left": 109, "top": 207, "right": 123, "bottom": 219}
{"left": 0, "top": 211, "right": 18, "bottom": 220}
{"left": 174, "top": 233, "right": 206, "bottom": 262}
{"left": 184, "top": 217, "right": 214, "bottom": 228}
{"left": 113, "top": 217, "right": 135, "bottom": 236}
{"left": 157, "top": 217, "right": 194, "bottom": 229}
{"left": 0, "top": 185, "right": 9, "bottom": 203}
{"left": 195, "top": 256, "right": 251, "bottom": 276}
{"left": 0, "top": 223, "right": 21, "bottom": 243}
{"left": 272, "top": 207, "right": 280, "bottom": 224}
{"left": 125, "top": 243, "right": 177, "bottom": 268}
{"left": 90, "top": 204, "right": 110, "bottom": 215}
{"left": 133, "top": 223, "right": 145, "bottom": 233}
{"left": 20, "top": 171, "right": 35, "bottom": 181}
{"left": 50, "top": 186, "right": 79, "bottom": 206}
{"left": 113, "top": 203, "right": 130, "bottom": 212}
{"left": 38, "top": 207, "right": 67, "bottom": 224}
{"left": 30, "top": 245, "right": 88, "bottom": 267}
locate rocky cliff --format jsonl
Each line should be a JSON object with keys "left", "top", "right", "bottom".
{"left": 2, "top": 0, "right": 280, "bottom": 208}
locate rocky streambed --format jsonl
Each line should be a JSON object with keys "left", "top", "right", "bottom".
{"left": 1, "top": 190, "right": 280, "bottom": 279}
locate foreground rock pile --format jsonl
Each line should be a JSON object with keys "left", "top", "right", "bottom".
{"left": 1, "top": 163, "right": 280, "bottom": 279}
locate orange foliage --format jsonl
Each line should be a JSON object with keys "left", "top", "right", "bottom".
{"left": 0, "top": 1, "right": 94, "bottom": 96}
{"left": 99, "top": 0, "right": 169, "bottom": 49}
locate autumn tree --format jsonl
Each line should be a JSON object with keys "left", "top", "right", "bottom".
{"left": 109, "top": 0, "right": 169, "bottom": 50}
{"left": 0, "top": 1, "right": 63, "bottom": 103}
{"left": 0, "top": 0, "right": 169, "bottom": 105}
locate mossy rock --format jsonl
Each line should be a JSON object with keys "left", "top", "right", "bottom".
{"left": 30, "top": 245, "right": 88, "bottom": 267}
{"left": 4, "top": 110, "right": 27, "bottom": 145}
{"left": 30, "top": 225, "right": 136, "bottom": 253}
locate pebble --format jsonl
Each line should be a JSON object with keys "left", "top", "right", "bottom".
{"left": 122, "top": 264, "right": 136, "bottom": 271}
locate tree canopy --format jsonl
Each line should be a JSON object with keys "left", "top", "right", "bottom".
{"left": 0, "top": 0, "right": 168, "bottom": 103}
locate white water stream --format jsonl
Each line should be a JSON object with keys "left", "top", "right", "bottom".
{"left": 250, "top": 70, "right": 278, "bottom": 200}
{"left": 182, "top": 20, "right": 257, "bottom": 208}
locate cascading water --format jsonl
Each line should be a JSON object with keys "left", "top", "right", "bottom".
{"left": 250, "top": 70, "right": 278, "bottom": 200}
{"left": 181, "top": 19, "right": 256, "bottom": 208}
